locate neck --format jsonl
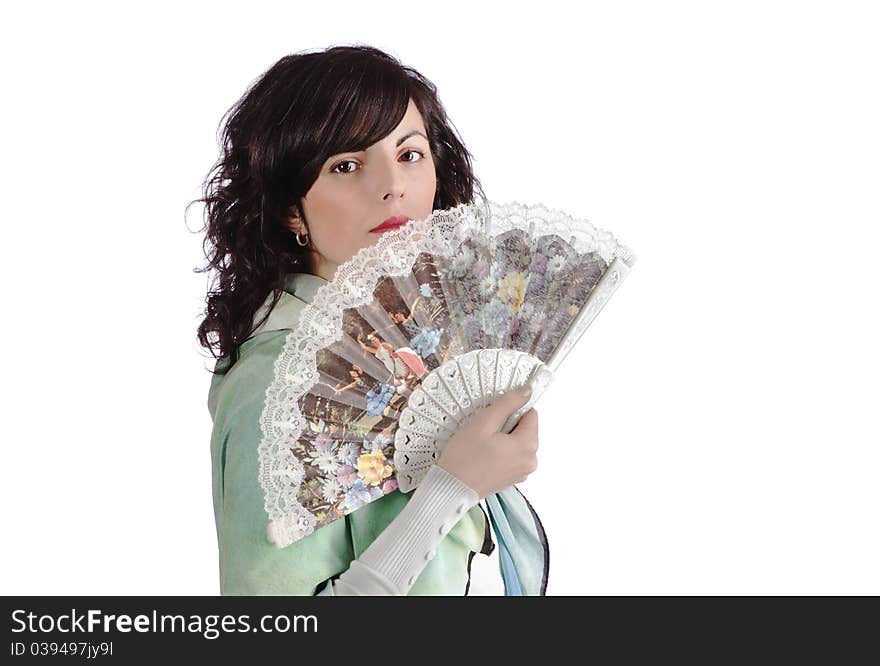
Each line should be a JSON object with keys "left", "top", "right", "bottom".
{"left": 306, "top": 252, "right": 338, "bottom": 283}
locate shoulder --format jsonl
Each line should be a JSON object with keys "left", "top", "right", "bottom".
{"left": 249, "top": 272, "right": 327, "bottom": 337}
{"left": 250, "top": 290, "right": 308, "bottom": 338}
{"left": 207, "top": 328, "right": 291, "bottom": 427}
{"left": 208, "top": 289, "right": 311, "bottom": 422}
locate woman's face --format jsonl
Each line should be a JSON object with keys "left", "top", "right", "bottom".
{"left": 291, "top": 97, "right": 437, "bottom": 281}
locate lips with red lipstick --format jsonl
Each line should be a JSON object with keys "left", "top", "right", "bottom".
{"left": 370, "top": 215, "right": 411, "bottom": 233}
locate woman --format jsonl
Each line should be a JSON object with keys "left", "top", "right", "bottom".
{"left": 194, "top": 45, "right": 549, "bottom": 595}
{"left": 356, "top": 330, "right": 425, "bottom": 394}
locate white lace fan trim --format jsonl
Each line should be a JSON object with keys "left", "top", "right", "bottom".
{"left": 258, "top": 200, "right": 635, "bottom": 548}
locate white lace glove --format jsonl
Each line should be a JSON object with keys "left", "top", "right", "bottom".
{"left": 323, "top": 464, "right": 480, "bottom": 595}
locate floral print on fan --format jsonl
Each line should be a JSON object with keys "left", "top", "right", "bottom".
{"left": 293, "top": 417, "right": 401, "bottom": 524}
{"left": 437, "top": 227, "right": 607, "bottom": 355}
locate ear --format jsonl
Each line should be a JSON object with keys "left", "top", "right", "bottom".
{"left": 286, "top": 204, "right": 304, "bottom": 233}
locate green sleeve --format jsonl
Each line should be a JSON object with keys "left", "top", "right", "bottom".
{"left": 209, "top": 330, "right": 354, "bottom": 595}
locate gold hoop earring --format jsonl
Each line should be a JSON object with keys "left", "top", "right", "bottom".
{"left": 292, "top": 214, "right": 309, "bottom": 247}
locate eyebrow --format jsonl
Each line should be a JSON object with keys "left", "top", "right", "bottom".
{"left": 396, "top": 130, "right": 428, "bottom": 147}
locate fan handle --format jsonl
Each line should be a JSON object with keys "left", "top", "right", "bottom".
{"left": 498, "top": 365, "right": 555, "bottom": 435}
{"left": 498, "top": 254, "right": 632, "bottom": 434}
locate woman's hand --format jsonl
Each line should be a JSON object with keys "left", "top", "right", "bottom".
{"left": 435, "top": 386, "right": 539, "bottom": 500}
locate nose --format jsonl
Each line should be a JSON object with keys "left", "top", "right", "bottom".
{"left": 379, "top": 159, "right": 407, "bottom": 201}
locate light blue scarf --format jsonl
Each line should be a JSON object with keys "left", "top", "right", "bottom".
{"left": 486, "top": 487, "right": 549, "bottom": 595}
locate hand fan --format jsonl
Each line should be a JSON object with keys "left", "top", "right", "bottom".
{"left": 259, "top": 199, "right": 636, "bottom": 548}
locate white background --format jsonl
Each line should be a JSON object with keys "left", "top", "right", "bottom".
{"left": 2, "top": 1, "right": 877, "bottom": 595}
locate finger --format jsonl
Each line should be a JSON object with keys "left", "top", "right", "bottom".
{"left": 478, "top": 385, "right": 532, "bottom": 433}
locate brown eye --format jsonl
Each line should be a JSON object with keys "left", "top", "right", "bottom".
{"left": 402, "top": 149, "right": 424, "bottom": 163}
{"left": 331, "top": 160, "right": 358, "bottom": 174}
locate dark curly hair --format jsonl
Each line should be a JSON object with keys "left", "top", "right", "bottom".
{"left": 189, "top": 44, "right": 486, "bottom": 375}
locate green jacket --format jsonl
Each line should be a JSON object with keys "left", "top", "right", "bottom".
{"left": 208, "top": 272, "right": 549, "bottom": 595}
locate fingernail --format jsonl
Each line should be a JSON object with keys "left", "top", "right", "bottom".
{"left": 519, "top": 384, "right": 532, "bottom": 398}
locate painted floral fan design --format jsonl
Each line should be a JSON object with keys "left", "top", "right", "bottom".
{"left": 258, "top": 200, "right": 636, "bottom": 548}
